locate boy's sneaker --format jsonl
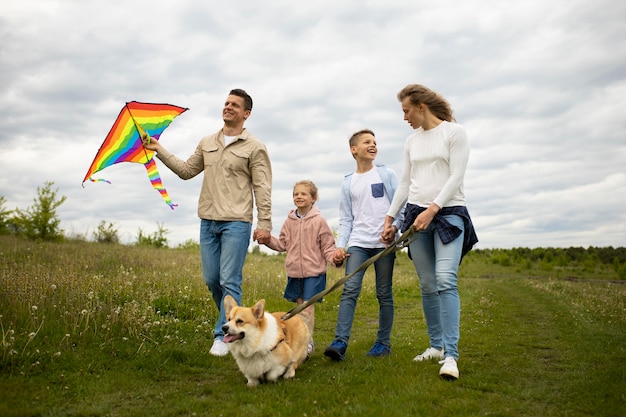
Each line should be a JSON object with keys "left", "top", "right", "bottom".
{"left": 439, "top": 357, "right": 459, "bottom": 380}
{"left": 209, "top": 338, "right": 229, "bottom": 357}
{"left": 413, "top": 347, "right": 444, "bottom": 362}
{"left": 366, "top": 342, "right": 391, "bottom": 357}
{"left": 324, "top": 340, "right": 347, "bottom": 361}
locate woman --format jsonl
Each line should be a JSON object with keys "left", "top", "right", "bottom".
{"left": 383, "top": 84, "right": 478, "bottom": 380}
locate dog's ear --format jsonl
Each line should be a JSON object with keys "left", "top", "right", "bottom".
{"left": 251, "top": 299, "right": 265, "bottom": 320}
{"left": 224, "top": 295, "right": 238, "bottom": 315}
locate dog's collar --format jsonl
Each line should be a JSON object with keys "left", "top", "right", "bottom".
{"left": 270, "top": 338, "right": 285, "bottom": 352}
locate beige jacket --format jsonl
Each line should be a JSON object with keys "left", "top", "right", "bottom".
{"left": 156, "top": 128, "right": 272, "bottom": 231}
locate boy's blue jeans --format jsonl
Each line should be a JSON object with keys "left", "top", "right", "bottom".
{"left": 409, "top": 214, "right": 464, "bottom": 360}
{"left": 334, "top": 246, "right": 395, "bottom": 347}
{"left": 199, "top": 219, "right": 251, "bottom": 339}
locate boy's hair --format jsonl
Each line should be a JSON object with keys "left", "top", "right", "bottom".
{"left": 294, "top": 180, "right": 318, "bottom": 200}
{"left": 397, "top": 84, "right": 454, "bottom": 122}
{"left": 229, "top": 88, "right": 253, "bottom": 111}
{"left": 348, "top": 129, "right": 375, "bottom": 147}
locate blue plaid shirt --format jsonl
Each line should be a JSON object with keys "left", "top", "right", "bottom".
{"left": 401, "top": 203, "right": 478, "bottom": 262}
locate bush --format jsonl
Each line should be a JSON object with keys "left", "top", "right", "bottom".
{"left": 10, "top": 181, "right": 66, "bottom": 241}
{"left": 136, "top": 222, "right": 169, "bottom": 248}
{"left": 0, "top": 196, "right": 12, "bottom": 235}
{"left": 94, "top": 221, "right": 120, "bottom": 244}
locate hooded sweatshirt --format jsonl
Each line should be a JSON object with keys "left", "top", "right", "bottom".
{"left": 266, "top": 205, "right": 336, "bottom": 278}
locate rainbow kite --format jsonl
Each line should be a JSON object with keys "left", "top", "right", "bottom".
{"left": 82, "top": 101, "right": 188, "bottom": 209}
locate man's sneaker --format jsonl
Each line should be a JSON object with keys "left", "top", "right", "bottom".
{"left": 307, "top": 340, "right": 315, "bottom": 357}
{"left": 209, "top": 338, "right": 229, "bottom": 357}
{"left": 324, "top": 340, "right": 347, "bottom": 361}
{"left": 366, "top": 342, "right": 391, "bottom": 357}
{"left": 413, "top": 347, "right": 444, "bottom": 362}
{"left": 439, "top": 357, "right": 459, "bottom": 380}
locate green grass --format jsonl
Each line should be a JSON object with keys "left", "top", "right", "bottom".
{"left": 1, "top": 235, "right": 625, "bottom": 416}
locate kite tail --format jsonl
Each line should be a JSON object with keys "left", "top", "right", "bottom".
{"left": 144, "top": 158, "right": 178, "bottom": 210}
{"left": 87, "top": 177, "right": 112, "bottom": 184}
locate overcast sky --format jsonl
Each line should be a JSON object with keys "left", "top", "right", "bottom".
{"left": 1, "top": 0, "right": 625, "bottom": 250}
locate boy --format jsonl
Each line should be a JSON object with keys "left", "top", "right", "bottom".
{"left": 324, "top": 129, "right": 404, "bottom": 361}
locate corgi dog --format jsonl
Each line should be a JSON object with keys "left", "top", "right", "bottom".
{"left": 222, "top": 295, "right": 311, "bottom": 387}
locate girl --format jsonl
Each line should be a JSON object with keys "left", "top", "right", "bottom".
{"left": 264, "top": 180, "right": 337, "bottom": 355}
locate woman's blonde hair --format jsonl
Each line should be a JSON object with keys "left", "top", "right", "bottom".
{"left": 397, "top": 84, "right": 455, "bottom": 122}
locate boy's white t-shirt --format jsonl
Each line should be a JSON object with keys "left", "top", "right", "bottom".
{"left": 348, "top": 167, "right": 389, "bottom": 249}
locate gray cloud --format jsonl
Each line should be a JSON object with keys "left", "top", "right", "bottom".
{"left": 1, "top": 0, "right": 624, "bottom": 249}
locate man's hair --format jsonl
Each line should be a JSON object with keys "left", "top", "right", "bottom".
{"left": 229, "top": 88, "right": 253, "bottom": 111}
{"left": 348, "top": 129, "right": 375, "bottom": 147}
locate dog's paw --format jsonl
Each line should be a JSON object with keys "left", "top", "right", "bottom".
{"left": 246, "top": 378, "right": 260, "bottom": 387}
{"left": 283, "top": 366, "right": 296, "bottom": 380}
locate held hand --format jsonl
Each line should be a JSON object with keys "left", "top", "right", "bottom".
{"left": 253, "top": 229, "right": 271, "bottom": 245}
{"left": 380, "top": 225, "right": 397, "bottom": 245}
{"left": 332, "top": 248, "right": 349, "bottom": 266}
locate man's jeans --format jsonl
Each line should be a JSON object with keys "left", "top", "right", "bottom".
{"left": 199, "top": 219, "right": 251, "bottom": 339}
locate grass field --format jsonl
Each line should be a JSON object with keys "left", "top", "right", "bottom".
{"left": 1, "top": 235, "right": 625, "bottom": 416}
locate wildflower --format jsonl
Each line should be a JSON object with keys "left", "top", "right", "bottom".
{"left": 31, "top": 305, "right": 38, "bottom": 312}
{"left": 50, "top": 284, "right": 57, "bottom": 291}
{"left": 54, "top": 352, "right": 61, "bottom": 357}
{"left": 81, "top": 310, "right": 88, "bottom": 315}
{"left": 28, "top": 332, "right": 36, "bottom": 339}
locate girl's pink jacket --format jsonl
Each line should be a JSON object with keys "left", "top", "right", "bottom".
{"left": 266, "top": 205, "right": 337, "bottom": 278}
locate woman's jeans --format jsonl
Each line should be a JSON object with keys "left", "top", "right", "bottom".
{"left": 409, "top": 214, "right": 464, "bottom": 360}
{"left": 334, "top": 246, "right": 395, "bottom": 347}
{"left": 199, "top": 219, "right": 251, "bottom": 339}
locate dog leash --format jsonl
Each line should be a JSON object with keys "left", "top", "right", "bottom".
{"left": 280, "top": 228, "right": 415, "bottom": 321}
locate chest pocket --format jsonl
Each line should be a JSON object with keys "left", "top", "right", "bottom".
{"left": 202, "top": 146, "right": 220, "bottom": 167}
{"left": 371, "top": 183, "right": 384, "bottom": 198}
{"left": 224, "top": 148, "right": 250, "bottom": 173}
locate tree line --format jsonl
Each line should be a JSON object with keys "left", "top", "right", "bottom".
{"left": 1, "top": 182, "right": 624, "bottom": 267}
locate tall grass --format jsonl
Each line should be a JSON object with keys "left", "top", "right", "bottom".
{"left": 1, "top": 235, "right": 625, "bottom": 416}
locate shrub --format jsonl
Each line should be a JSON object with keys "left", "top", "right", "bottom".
{"left": 10, "top": 181, "right": 66, "bottom": 241}
{"left": 94, "top": 221, "right": 120, "bottom": 244}
{"left": 136, "top": 222, "right": 169, "bottom": 248}
{"left": 0, "top": 196, "right": 12, "bottom": 235}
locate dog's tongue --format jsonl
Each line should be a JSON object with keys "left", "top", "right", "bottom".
{"left": 223, "top": 333, "right": 242, "bottom": 343}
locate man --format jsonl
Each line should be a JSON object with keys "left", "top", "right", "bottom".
{"left": 143, "top": 89, "right": 272, "bottom": 356}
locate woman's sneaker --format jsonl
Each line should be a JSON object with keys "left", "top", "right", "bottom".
{"left": 439, "top": 357, "right": 459, "bottom": 380}
{"left": 413, "top": 347, "right": 444, "bottom": 362}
